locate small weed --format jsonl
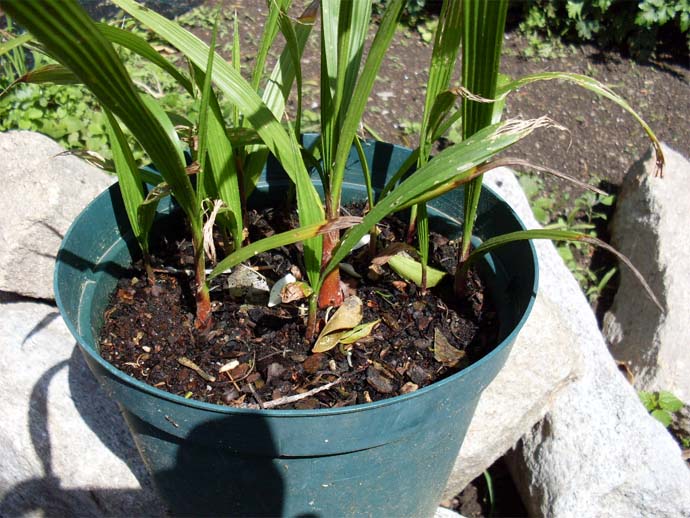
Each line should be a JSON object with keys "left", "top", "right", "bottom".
{"left": 639, "top": 390, "right": 684, "bottom": 427}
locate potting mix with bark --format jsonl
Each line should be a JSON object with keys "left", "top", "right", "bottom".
{"left": 99, "top": 204, "right": 498, "bottom": 409}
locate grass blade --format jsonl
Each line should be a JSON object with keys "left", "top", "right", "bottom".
{"left": 96, "top": 22, "right": 193, "bottom": 93}
{"left": 250, "top": 0, "right": 291, "bottom": 91}
{"left": 322, "top": 117, "right": 555, "bottom": 284}
{"left": 243, "top": 1, "right": 318, "bottom": 194}
{"left": 232, "top": 10, "right": 240, "bottom": 127}
{"left": 411, "top": 0, "right": 463, "bottom": 285}
{"left": 103, "top": 110, "right": 150, "bottom": 262}
{"left": 196, "top": 18, "right": 244, "bottom": 249}
{"left": 329, "top": 0, "right": 405, "bottom": 211}
{"left": 277, "top": 5, "right": 304, "bottom": 137}
{"left": 195, "top": 10, "right": 220, "bottom": 204}
{"left": 113, "top": 0, "right": 324, "bottom": 284}
{"left": 209, "top": 217, "right": 362, "bottom": 280}
{"left": 0, "top": 32, "right": 32, "bottom": 56}
{"left": 15, "top": 63, "right": 79, "bottom": 83}
{"left": 419, "top": 0, "right": 462, "bottom": 163}
{"left": 460, "top": 0, "right": 509, "bottom": 263}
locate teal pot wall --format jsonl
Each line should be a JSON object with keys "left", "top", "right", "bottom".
{"left": 54, "top": 138, "right": 537, "bottom": 517}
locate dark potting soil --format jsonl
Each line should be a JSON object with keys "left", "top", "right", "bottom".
{"left": 98, "top": 204, "right": 499, "bottom": 409}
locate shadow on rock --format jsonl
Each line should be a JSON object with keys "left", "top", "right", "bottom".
{"left": 1, "top": 344, "right": 288, "bottom": 516}
{"left": 0, "top": 347, "right": 165, "bottom": 517}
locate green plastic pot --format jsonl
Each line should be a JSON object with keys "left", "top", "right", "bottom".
{"left": 54, "top": 138, "right": 537, "bottom": 517}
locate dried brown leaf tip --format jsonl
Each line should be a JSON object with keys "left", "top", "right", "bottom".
{"left": 433, "top": 328, "right": 465, "bottom": 367}
{"left": 280, "top": 281, "right": 313, "bottom": 304}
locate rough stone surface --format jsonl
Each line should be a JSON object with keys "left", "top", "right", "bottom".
{"left": 434, "top": 507, "right": 464, "bottom": 518}
{"left": 482, "top": 167, "right": 690, "bottom": 516}
{"left": 0, "top": 131, "right": 114, "bottom": 300}
{"left": 443, "top": 168, "right": 584, "bottom": 497}
{"left": 0, "top": 300, "right": 164, "bottom": 517}
{"left": 603, "top": 144, "right": 690, "bottom": 403}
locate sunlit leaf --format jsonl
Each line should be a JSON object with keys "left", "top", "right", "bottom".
{"left": 209, "top": 216, "right": 362, "bottom": 280}
{"left": 103, "top": 110, "right": 148, "bottom": 253}
{"left": 313, "top": 295, "right": 363, "bottom": 352}
{"left": 498, "top": 71, "right": 665, "bottom": 176}
{"left": 388, "top": 254, "right": 447, "bottom": 288}
{"left": 658, "top": 391, "right": 684, "bottom": 413}
{"left": 462, "top": 228, "right": 663, "bottom": 311}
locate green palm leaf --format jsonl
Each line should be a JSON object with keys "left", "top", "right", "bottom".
{"left": 462, "top": 229, "right": 662, "bottom": 311}
{"left": 2, "top": 0, "right": 200, "bottom": 234}
{"left": 113, "top": 0, "right": 324, "bottom": 285}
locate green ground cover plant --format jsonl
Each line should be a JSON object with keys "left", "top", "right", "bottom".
{"left": 518, "top": 0, "right": 690, "bottom": 59}
{"left": 639, "top": 389, "right": 685, "bottom": 427}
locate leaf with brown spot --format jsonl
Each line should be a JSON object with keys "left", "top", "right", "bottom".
{"left": 280, "top": 281, "right": 313, "bottom": 304}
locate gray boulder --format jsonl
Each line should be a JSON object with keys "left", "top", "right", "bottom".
{"left": 0, "top": 300, "right": 164, "bottom": 517}
{"left": 482, "top": 167, "right": 690, "bottom": 517}
{"left": 603, "top": 144, "right": 690, "bottom": 403}
{"left": 0, "top": 131, "right": 114, "bottom": 300}
{"left": 443, "top": 168, "right": 584, "bottom": 497}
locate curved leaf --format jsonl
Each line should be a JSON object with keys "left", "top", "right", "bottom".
{"left": 498, "top": 71, "right": 665, "bottom": 176}
{"left": 3, "top": 0, "right": 199, "bottom": 233}
{"left": 322, "top": 117, "right": 557, "bottom": 285}
{"left": 462, "top": 229, "right": 663, "bottom": 311}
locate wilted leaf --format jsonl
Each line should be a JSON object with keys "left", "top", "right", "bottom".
{"left": 312, "top": 332, "right": 347, "bottom": 354}
{"left": 268, "top": 273, "right": 296, "bottom": 307}
{"left": 313, "top": 296, "right": 363, "bottom": 353}
{"left": 339, "top": 320, "right": 380, "bottom": 345}
{"left": 281, "top": 281, "right": 313, "bottom": 304}
{"left": 433, "top": 328, "right": 465, "bottom": 367}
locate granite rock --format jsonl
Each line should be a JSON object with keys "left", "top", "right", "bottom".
{"left": 0, "top": 131, "right": 113, "bottom": 300}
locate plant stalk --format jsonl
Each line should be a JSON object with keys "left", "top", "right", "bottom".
{"left": 317, "top": 229, "right": 343, "bottom": 308}
{"left": 192, "top": 232, "right": 213, "bottom": 330}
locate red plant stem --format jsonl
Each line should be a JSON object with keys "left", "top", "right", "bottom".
{"left": 143, "top": 251, "right": 155, "bottom": 286}
{"left": 317, "top": 230, "right": 343, "bottom": 309}
{"left": 305, "top": 296, "right": 318, "bottom": 342}
{"left": 193, "top": 237, "right": 213, "bottom": 331}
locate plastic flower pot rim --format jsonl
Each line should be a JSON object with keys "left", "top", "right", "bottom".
{"left": 54, "top": 172, "right": 537, "bottom": 419}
